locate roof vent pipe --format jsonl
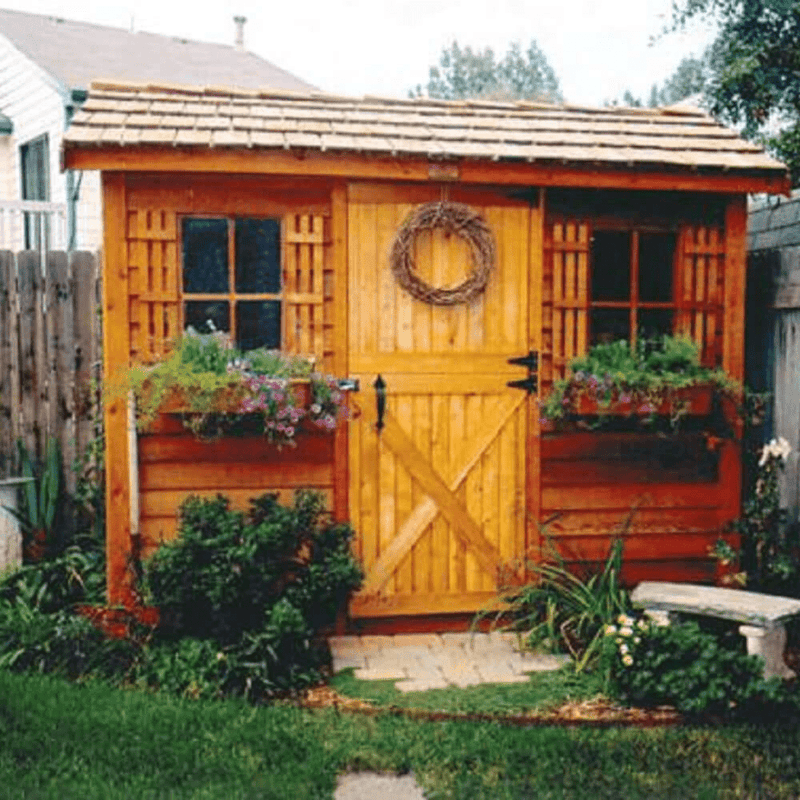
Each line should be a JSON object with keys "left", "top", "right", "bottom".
{"left": 233, "top": 16, "right": 246, "bottom": 50}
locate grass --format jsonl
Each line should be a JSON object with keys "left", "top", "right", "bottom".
{"left": 4, "top": 671, "right": 800, "bottom": 799}
{"left": 329, "top": 664, "right": 604, "bottom": 715}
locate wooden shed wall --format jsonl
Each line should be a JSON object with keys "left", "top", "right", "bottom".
{"left": 101, "top": 170, "right": 749, "bottom": 608}
{"left": 536, "top": 196, "right": 746, "bottom": 584}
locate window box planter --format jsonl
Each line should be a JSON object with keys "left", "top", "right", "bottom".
{"left": 570, "top": 383, "right": 715, "bottom": 417}
{"left": 156, "top": 378, "right": 312, "bottom": 415}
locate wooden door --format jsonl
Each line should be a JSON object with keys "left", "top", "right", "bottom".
{"left": 347, "top": 185, "right": 539, "bottom": 617}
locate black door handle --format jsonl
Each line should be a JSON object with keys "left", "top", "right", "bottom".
{"left": 374, "top": 374, "right": 386, "bottom": 431}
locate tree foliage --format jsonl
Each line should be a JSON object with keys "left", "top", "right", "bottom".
{"left": 671, "top": 0, "right": 800, "bottom": 184}
{"left": 615, "top": 54, "right": 710, "bottom": 108}
{"left": 414, "top": 40, "right": 562, "bottom": 102}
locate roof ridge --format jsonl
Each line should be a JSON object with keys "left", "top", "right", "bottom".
{"left": 85, "top": 80, "right": 713, "bottom": 120}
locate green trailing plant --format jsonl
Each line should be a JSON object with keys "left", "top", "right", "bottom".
{"left": 540, "top": 335, "right": 736, "bottom": 430}
{"left": 478, "top": 528, "right": 630, "bottom": 673}
{"left": 141, "top": 490, "right": 363, "bottom": 698}
{"left": 601, "top": 615, "right": 789, "bottom": 718}
{"left": 121, "top": 332, "right": 346, "bottom": 444}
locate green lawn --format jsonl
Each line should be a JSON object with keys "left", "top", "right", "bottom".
{"left": 329, "top": 665, "right": 605, "bottom": 716}
{"left": 3, "top": 671, "right": 800, "bottom": 799}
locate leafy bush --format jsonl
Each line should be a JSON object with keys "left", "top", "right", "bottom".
{"left": 480, "top": 536, "right": 630, "bottom": 672}
{"left": 142, "top": 490, "right": 363, "bottom": 697}
{"left": 602, "top": 615, "right": 788, "bottom": 717}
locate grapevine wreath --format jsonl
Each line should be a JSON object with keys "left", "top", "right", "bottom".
{"left": 389, "top": 201, "right": 496, "bottom": 306}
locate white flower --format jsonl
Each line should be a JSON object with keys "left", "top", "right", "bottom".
{"left": 604, "top": 625, "right": 617, "bottom": 635}
{"left": 619, "top": 626, "right": 634, "bottom": 638}
{"left": 622, "top": 654, "right": 633, "bottom": 667}
{"left": 759, "top": 437, "right": 792, "bottom": 466}
{"left": 617, "top": 614, "right": 634, "bottom": 626}
{"left": 636, "top": 619, "right": 649, "bottom": 631}
{"left": 634, "top": 637, "right": 641, "bottom": 644}
{"left": 619, "top": 643, "right": 629, "bottom": 654}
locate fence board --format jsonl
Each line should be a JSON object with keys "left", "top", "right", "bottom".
{"left": 0, "top": 250, "right": 101, "bottom": 486}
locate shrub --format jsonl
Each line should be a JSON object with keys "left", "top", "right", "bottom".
{"left": 142, "top": 490, "right": 363, "bottom": 697}
{"left": 602, "top": 615, "right": 788, "bottom": 717}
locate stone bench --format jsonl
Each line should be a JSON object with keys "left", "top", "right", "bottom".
{"left": 631, "top": 581, "right": 800, "bottom": 680}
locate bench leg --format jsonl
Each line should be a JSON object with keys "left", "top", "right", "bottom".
{"left": 739, "top": 624, "right": 795, "bottom": 680}
{"left": 643, "top": 609, "right": 673, "bottom": 626}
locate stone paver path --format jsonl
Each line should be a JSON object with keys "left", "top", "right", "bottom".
{"left": 329, "top": 632, "right": 569, "bottom": 692}
{"left": 335, "top": 772, "right": 426, "bottom": 800}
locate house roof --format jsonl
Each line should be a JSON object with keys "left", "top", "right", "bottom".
{"left": 0, "top": 8, "right": 314, "bottom": 95}
{"left": 62, "top": 81, "right": 791, "bottom": 193}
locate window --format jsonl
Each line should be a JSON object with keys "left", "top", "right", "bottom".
{"left": 181, "top": 217, "right": 282, "bottom": 351}
{"left": 19, "top": 134, "right": 50, "bottom": 249}
{"left": 590, "top": 228, "right": 676, "bottom": 345}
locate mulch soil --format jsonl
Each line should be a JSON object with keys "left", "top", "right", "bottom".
{"left": 298, "top": 685, "right": 683, "bottom": 728}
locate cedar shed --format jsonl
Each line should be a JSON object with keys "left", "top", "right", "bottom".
{"left": 63, "top": 82, "right": 790, "bottom": 622}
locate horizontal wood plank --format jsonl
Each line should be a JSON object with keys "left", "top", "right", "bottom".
{"left": 138, "top": 431, "right": 334, "bottom": 463}
{"left": 350, "top": 590, "right": 504, "bottom": 618}
{"left": 139, "top": 460, "right": 333, "bottom": 490}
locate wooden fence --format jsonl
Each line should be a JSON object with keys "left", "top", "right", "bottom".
{"left": 0, "top": 250, "right": 102, "bottom": 493}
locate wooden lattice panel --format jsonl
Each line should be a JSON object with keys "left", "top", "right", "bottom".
{"left": 543, "top": 218, "right": 590, "bottom": 385}
{"left": 283, "top": 213, "right": 332, "bottom": 369}
{"left": 676, "top": 224, "right": 726, "bottom": 366}
{"left": 127, "top": 208, "right": 179, "bottom": 362}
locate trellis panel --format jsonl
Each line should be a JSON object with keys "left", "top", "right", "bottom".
{"left": 676, "top": 224, "right": 726, "bottom": 366}
{"left": 542, "top": 218, "right": 590, "bottom": 386}
{"left": 282, "top": 213, "right": 331, "bottom": 369}
{"left": 127, "top": 207, "right": 179, "bottom": 363}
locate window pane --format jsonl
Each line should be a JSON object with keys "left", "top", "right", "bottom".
{"left": 236, "top": 300, "right": 281, "bottom": 351}
{"left": 182, "top": 218, "right": 228, "bottom": 293}
{"left": 235, "top": 218, "right": 281, "bottom": 293}
{"left": 591, "top": 308, "right": 630, "bottom": 345}
{"left": 184, "top": 301, "right": 230, "bottom": 336}
{"left": 639, "top": 232, "right": 675, "bottom": 302}
{"left": 638, "top": 309, "right": 674, "bottom": 342}
{"left": 591, "top": 231, "right": 630, "bottom": 301}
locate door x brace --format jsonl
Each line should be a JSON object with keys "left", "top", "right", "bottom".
{"left": 357, "top": 394, "right": 525, "bottom": 596}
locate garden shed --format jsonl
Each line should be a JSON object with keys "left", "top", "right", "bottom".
{"left": 62, "top": 81, "right": 790, "bottom": 621}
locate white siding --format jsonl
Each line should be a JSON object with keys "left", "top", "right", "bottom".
{"left": 0, "top": 33, "right": 102, "bottom": 249}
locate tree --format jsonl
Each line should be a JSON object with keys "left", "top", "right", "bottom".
{"left": 414, "top": 40, "right": 562, "bottom": 102}
{"left": 670, "top": 0, "right": 800, "bottom": 184}
{"left": 613, "top": 54, "right": 710, "bottom": 108}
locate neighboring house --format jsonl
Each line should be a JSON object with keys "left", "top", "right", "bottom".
{"left": 746, "top": 189, "right": 800, "bottom": 518}
{"left": 0, "top": 8, "right": 314, "bottom": 250}
{"left": 64, "top": 82, "right": 789, "bottom": 616}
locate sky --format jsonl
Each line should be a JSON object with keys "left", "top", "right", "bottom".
{"left": 1, "top": 0, "right": 718, "bottom": 106}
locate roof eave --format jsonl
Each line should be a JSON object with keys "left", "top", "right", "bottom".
{"left": 61, "top": 141, "right": 792, "bottom": 197}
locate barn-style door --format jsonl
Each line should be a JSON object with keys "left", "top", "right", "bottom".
{"left": 346, "top": 186, "right": 538, "bottom": 617}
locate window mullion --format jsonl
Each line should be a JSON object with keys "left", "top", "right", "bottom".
{"left": 228, "top": 218, "right": 236, "bottom": 347}
{"left": 630, "top": 230, "right": 639, "bottom": 348}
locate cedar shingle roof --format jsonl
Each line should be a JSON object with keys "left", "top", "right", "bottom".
{"left": 64, "top": 81, "right": 788, "bottom": 179}
{"left": 0, "top": 9, "right": 314, "bottom": 94}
